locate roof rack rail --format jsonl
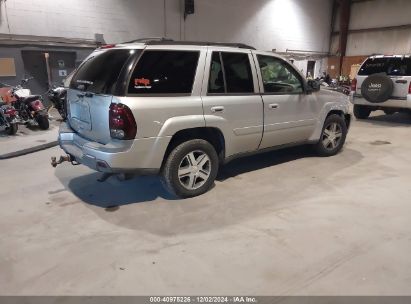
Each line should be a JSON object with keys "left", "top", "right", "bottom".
{"left": 122, "top": 37, "right": 174, "bottom": 44}
{"left": 121, "top": 38, "right": 255, "bottom": 50}
{"left": 145, "top": 40, "right": 256, "bottom": 50}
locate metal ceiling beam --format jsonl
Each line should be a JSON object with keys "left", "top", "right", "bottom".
{"left": 332, "top": 23, "right": 411, "bottom": 35}
{"left": 351, "top": 0, "right": 377, "bottom": 3}
{"left": 338, "top": 0, "right": 351, "bottom": 74}
{"left": 0, "top": 33, "right": 98, "bottom": 48}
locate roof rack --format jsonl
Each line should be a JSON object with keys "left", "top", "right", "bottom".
{"left": 121, "top": 38, "right": 255, "bottom": 50}
{"left": 122, "top": 37, "right": 174, "bottom": 44}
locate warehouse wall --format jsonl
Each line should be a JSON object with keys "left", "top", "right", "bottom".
{"left": 0, "top": 0, "right": 333, "bottom": 87}
{"left": 0, "top": 0, "right": 332, "bottom": 52}
{"left": 182, "top": 0, "right": 332, "bottom": 52}
{"left": 331, "top": 0, "right": 411, "bottom": 56}
{"left": 0, "top": 0, "right": 169, "bottom": 43}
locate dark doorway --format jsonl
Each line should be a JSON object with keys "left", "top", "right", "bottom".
{"left": 21, "top": 50, "right": 76, "bottom": 100}
{"left": 21, "top": 51, "right": 48, "bottom": 96}
{"left": 307, "top": 60, "right": 316, "bottom": 78}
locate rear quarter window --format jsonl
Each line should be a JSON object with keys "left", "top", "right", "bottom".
{"left": 70, "top": 49, "right": 136, "bottom": 94}
{"left": 127, "top": 50, "right": 200, "bottom": 95}
{"left": 358, "top": 57, "right": 411, "bottom": 76}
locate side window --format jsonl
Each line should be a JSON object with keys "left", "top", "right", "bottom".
{"left": 207, "top": 51, "right": 254, "bottom": 94}
{"left": 208, "top": 52, "right": 225, "bottom": 93}
{"left": 128, "top": 50, "right": 199, "bottom": 94}
{"left": 222, "top": 52, "right": 254, "bottom": 93}
{"left": 257, "top": 55, "right": 303, "bottom": 94}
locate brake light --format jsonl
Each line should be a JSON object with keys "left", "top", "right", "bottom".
{"left": 109, "top": 103, "right": 137, "bottom": 140}
{"left": 409, "top": 82, "right": 411, "bottom": 95}
{"left": 100, "top": 44, "right": 116, "bottom": 49}
{"left": 351, "top": 78, "right": 357, "bottom": 92}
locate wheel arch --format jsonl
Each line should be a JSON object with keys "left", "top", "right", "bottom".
{"left": 326, "top": 109, "right": 351, "bottom": 129}
{"left": 161, "top": 127, "right": 226, "bottom": 169}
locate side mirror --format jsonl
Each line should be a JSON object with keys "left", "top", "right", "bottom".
{"left": 306, "top": 79, "right": 320, "bottom": 94}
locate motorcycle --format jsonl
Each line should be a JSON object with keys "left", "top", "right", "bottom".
{"left": 47, "top": 85, "right": 67, "bottom": 120}
{"left": 9, "top": 78, "right": 50, "bottom": 130}
{"left": 320, "top": 79, "right": 350, "bottom": 96}
{"left": 0, "top": 100, "right": 19, "bottom": 135}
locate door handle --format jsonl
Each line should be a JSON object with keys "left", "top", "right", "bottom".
{"left": 395, "top": 80, "right": 407, "bottom": 84}
{"left": 269, "top": 103, "right": 279, "bottom": 109}
{"left": 211, "top": 106, "right": 225, "bottom": 113}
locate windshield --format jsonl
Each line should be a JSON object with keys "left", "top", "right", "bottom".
{"left": 70, "top": 49, "right": 138, "bottom": 94}
{"left": 358, "top": 57, "right": 411, "bottom": 76}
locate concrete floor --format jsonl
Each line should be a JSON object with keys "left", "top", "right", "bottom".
{"left": 1, "top": 111, "right": 411, "bottom": 295}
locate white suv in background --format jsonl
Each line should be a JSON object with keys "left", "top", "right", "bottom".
{"left": 351, "top": 55, "right": 411, "bottom": 119}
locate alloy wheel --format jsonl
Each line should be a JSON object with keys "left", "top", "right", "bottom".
{"left": 322, "top": 122, "right": 343, "bottom": 150}
{"left": 178, "top": 150, "right": 212, "bottom": 190}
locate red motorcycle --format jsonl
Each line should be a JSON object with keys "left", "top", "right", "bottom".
{"left": 9, "top": 78, "right": 49, "bottom": 130}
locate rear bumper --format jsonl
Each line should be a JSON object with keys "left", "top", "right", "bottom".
{"left": 58, "top": 122, "right": 170, "bottom": 174}
{"left": 351, "top": 94, "right": 411, "bottom": 109}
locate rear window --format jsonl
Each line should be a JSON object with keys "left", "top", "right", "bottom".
{"left": 70, "top": 49, "right": 135, "bottom": 94}
{"left": 128, "top": 50, "right": 200, "bottom": 95}
{"left": 358, "top": 57, "right": 411, "bottom": 76}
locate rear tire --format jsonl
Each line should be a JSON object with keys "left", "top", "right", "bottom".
{"left": 314, "top": 114, "right": 348, "bottom": 157}
{"left": 353, "top": 105, "right": 371, "bottom": 119}
{"left": 6, "top": 123, "right": 18, "bottom": 135}
{"left": 59, "top": 106, "right": 67, "bottom": 121}
{"left": 36, "top": 113, "right": 49, "bottom": 130}
{"left": 162, "top": 139, "right": 219, "bottom": 198}
{"left": 384, "top": 109, "right": 396, "bottom": 115}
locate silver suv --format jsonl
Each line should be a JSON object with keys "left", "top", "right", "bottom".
{"left": 351, "top": 55, "right": 411, "bottom": 119}
{"left": 56, "top": 40, "right": 351, "bottom": 198}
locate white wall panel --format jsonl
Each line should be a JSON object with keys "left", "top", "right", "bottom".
{"left": 333, "top": 0, "right": 411, "bottom": 56}
{"left": 350, "top": 0, "right": 411, "bottom": 30}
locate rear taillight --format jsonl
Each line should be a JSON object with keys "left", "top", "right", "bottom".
{"left": 351, "top": 78, "right": 357, "bottom": 92}
{"left": 109, "top": 103, "right": 137, "bottom": 140}
{"left": 409, "top": 82, "right": 411, "bottom": 95}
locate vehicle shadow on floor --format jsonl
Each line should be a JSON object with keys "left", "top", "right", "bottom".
{"left": 217, "top": 145, "right": 315, "bottom": 181}
{"left": 61, "top": 145, "right": 317, "bottom": 208}
{"left": 57, "top": 146, "right": 364, "bottom": 235}
{"left": 65, "top": 173, "right": 178, "bottom": 208}
{"left": 362, "top": 112, "right": 411, "bottom": 127}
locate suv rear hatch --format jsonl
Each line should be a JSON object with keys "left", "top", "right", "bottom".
{"left": 356, "top": 56, "right": 411, "bottom": 99}
{"left": 68, "top": 48, "right": 141, "bottom": 144}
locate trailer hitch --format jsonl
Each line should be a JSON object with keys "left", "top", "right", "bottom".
{"left": 51, "top": 155, "right": 79, "bottom": 167}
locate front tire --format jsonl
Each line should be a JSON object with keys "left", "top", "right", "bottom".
{"left": 314, "top": 114, "right": 348, "bottom": 157}
{"left": 162, "top": 139, "right": 219, "bottom": 198}
{"left": 6, "top": 123, "right": 18, "bottom": 135}
{"left": 36, "top": 113, "right": 49, "bottom": 130}
{"left": 353, "top": 105, "right": 371, "bottom": 119}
